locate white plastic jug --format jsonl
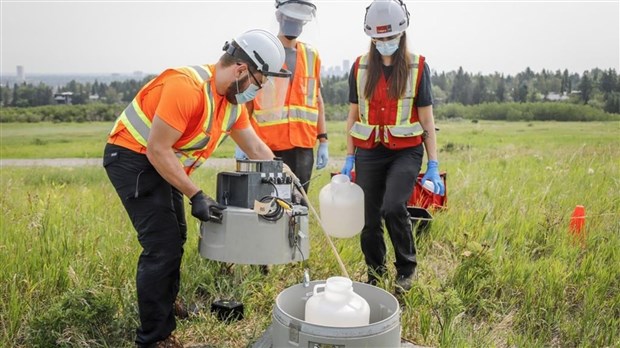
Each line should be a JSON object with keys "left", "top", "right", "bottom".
{"left": 304, "top": 276, "right": 370, "bottom": 327}
{"left": 318, "top": 174, "right": 364, "bottom": 238}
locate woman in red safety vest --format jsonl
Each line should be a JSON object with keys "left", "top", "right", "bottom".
{"left": 341, "top": 0, "right": 445, "bottom": 294}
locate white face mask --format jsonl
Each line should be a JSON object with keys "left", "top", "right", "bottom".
{"left": 235, "top": 74, "right": 260, "bottom": 104}
{"left": 375, "top": 36, "right": 401, "bottom": 56}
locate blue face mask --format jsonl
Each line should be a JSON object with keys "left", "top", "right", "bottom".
{"left": 235, "top": 74, "right": 260, "bottom": 104}
{"left": 375, "top": 36, "right": 400, "bottom": 56}
{"left": 280, "top": 17, "right": 304, "bottom": 38}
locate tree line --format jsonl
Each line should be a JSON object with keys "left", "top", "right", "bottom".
{"left": 1, "top": 67, "right": 618, "bottom": 123}
{"left": 0, "top": 77, "right": 154, "bottom": 107}
{"left": 322, "top": 67, "right": 619, "bottom": 114}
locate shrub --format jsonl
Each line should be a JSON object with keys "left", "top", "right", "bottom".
{"left": 435, "top": 102, "right": 619, "bottom": 122}
{"left": 26, "top": 288, "right": 133, "bottom": 347}
{"left": 0, "top": 104, "right": 123, "bottom": 123}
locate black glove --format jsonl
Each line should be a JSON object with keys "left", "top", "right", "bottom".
{"left": 190, "top": 190, "right": 226, "bottom": 222}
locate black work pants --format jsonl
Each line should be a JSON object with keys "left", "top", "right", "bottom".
{"left": 273, "top": 147, "right": 314, "bottom": 193}
{"left": 103, "top": 143, "right": 187, "bottom": 347}
{"left": 355, "top": 144, "right": 424, "bottom": 279}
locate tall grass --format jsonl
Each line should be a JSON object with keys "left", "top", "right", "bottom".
{"left": 1, "top": 121, "right": 618, "bottom": 347}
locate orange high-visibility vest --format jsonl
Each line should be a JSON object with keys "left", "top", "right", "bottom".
{"left": 108, "top": 65, "right": 242, "bottom": 175}
{"left": 251, "top": 41, "right": 320, "bottom": 150}
{"left": 351, "top": 54, "right": 425, "bottom": 150}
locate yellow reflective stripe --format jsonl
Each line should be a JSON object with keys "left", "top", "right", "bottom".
{"left": 386, "top": 123, "right": 424, "bottom": 137}
{"left": 256, "top": 118, "right": 290, "bottom": 126}
{"left": 291, "top": 118, "right": 317, "bottom": 126}
{"left": 300, "top": 43, "right": 313, "bottom": 76}
{"left": 214, "top": 102, "right": 240, "bottom": 147}
{"left": 225, "top": 104, "right": 239, "bottom": 130}
{"left": 397, "top": 97, "right": 413, "bottom": 125}
{"left": 350, "top": 122, "right": 376, "bottom": 140}
{"left": 253, "top": 105, "right": 317, "bottom": 125}
{"left": 299, "top": 43, "right": 309, "bottom": 77}
{"left": 215, "top": 134, "right": 229, "bottom": 147}
{"left": 203, "top": 82, "right": 213, "bottom": 131}
{"left": 410, "top": 56, "right": 420, "bottom": 100}
{"left": 179, "top": 82, "right": 215, "bottom": 151}
{"left": 396, "top": 54, "right": 420, "bottom": 124}
{"left": 253, "top": 108, "right": 288, "bottom": 123}
{"left": 300, "top": 43, "right": 318, "bottom": 106}
{"left": 178, "top": 65, "right": 211, "bottom": 84}
{"left": 176, "top": 151, "right": 206, "bottom": 173}
{"left": 109, "top": 116, "right": 124, "bottom": 135}
{"left": 356, "top": 55, "right": 369, "bottom": 124}
{"left": 189, "top": 65, "right": 212, "bottom": 83}
{"left": 289, "top": 107, "right": 318, "bottom": 123}
{"left": 175, "top": 67, "right": 201, "bottom": 84}
{"left": 180, "top": 136, "right": 201, "bottom": 150}
{"left": 182, "top": 136, "right": 211, "bottom": 151}
{"left": 219, "top": 106, "right": 233, "bottom": 137}
{"left": 119, "top": 99, "right": 152, "bottom": 146}
{"left": 306, "top": 77, "right": 317, "bottom": 106}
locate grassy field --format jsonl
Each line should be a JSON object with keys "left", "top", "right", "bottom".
{"left": 1, "top": 121, "right": 619, "bottom": 347}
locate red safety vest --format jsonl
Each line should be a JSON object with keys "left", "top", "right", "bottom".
{"left": 250, "top": 41, "right": 320, "bottom": 150}
{"left": 351, "top": 54, "right": 425, "bottom": 150}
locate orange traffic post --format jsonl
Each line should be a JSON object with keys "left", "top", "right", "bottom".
{"left": 569, "top": 205, "right": 586, "bottom": 245}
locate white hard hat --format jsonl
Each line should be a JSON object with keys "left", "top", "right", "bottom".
{"left": 364, "top": 0, "right": 410, "bottom": 38}
{"left": 223, "top": 29, "right": 291, "bottom": 77}
{"left": 275, "top": 0, "right": 316, "bottom": 22}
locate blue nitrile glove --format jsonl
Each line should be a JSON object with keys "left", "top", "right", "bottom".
{"left": 316, "top": 142, "right": 329, "bottom": 169}
{"left": 420, "top": 160, "right": 445, "bottom": 195}
{"left": 234, "top": 145, "right": 248, "bottom": 160}
{"left": 341, "top": 154, "right": 355, "bottom": 180}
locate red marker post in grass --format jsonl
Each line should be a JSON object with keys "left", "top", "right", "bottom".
{"left": 569, "top": 205, "right": 586, "bottom": 246}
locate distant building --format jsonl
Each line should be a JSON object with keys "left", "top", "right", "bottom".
{"left": 342, "top": 60, "right": 350, "bottom": 74}
{"left": 321, "top": 62, "right": 350, "bottom": 78}
{"left": 16, "top": 65, "right": 25, "bottom": 83}
{"left": 546, "top": 92, "right": 569, "bottom": 101}
{"left": 54, "top": 92, "right": 73, "bottom": 104}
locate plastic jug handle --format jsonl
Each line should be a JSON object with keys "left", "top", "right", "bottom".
{"left": 313, "top": 284, "right": 326, "bottom": 296}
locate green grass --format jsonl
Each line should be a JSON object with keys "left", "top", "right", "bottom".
{"left": 1, "top": 120, "right": 619, "bottom": 347}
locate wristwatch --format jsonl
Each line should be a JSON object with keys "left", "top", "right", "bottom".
{"left": 317, "top": 133, "right": 328, "bottom": 140}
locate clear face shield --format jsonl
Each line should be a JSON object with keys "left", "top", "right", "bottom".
{"left": 253, "top": 1, "right": 320, "bottom": 122}
{"left": 253, "top": 74, "right": 291, "bottom": 122}
{"left": 270, "top": 1, "right": 321, "bottom": 47}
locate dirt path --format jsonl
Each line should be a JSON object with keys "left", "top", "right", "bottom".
{"left": 0, "top": 158, "right": 236, "bottom": 168}
{"left": 0, "top": 158, "right": 345, "bottom": 169}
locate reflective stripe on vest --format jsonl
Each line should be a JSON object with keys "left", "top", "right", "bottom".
{"left": 113, "top": 65, "right": 240, "bottom": 174}
{"left": 354, "top": 54, "right": 424, "bottom": 143}
{"left": 253, "top": 42, "right": 319, "bottom": 126}
{"left": 301, "top": 44, "right": 318, "bottom": 107}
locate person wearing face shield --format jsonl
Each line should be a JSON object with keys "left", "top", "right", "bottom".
{"left": 102, "top": 29, "right": 289, "bottom": 348}
{"left": 238, "top": 0, "right": 328, "bottom": 197}
{"left": 341, "top": 0, "right": 445, "bottom": 294}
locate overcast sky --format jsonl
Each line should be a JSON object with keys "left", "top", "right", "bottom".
{"left": 1, "top": 0, "right": 618, "bottom": 76}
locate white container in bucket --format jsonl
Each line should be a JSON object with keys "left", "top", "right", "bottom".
{"left": 267, "top": 279, "right": 401, "bottom": 347}
{"left": 305, "top": 276, "right": 370, "bottom": 327}
{"left": 319, "top": 174, "right": 364, "bottom": 238}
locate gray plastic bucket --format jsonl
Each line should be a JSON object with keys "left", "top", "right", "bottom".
{"left": 268, "top": 280, "right": 401, "bottom": 348}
